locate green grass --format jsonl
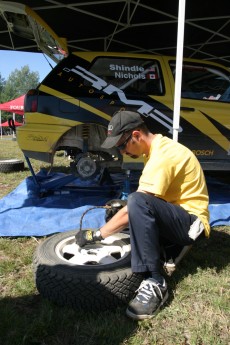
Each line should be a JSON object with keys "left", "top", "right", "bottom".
{"left": 0, "top": 138, "right": 229, "bottom": 345}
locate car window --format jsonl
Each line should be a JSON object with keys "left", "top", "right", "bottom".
{"left": 88, "top": 57, "right": 165, "bottom": 96}
{"left": 169, "top": 61, "right": 230, "bottom": 102}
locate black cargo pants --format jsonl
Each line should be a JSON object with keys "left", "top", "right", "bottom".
{"left": 127, "top": 191, "right": 201, "bottom": 274}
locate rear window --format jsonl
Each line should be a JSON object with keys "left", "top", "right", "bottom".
{"left": 88, "top": 57, "right": 164, "bottom": 96}
{"left": 169, "top": 61, "right": 230, "bottom": 102}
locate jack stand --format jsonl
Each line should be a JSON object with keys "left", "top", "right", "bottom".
{"left": 97, "top": 167, "right": 114, "bottom": 185}
{"left": 121, "top": 169, "right": 131, "bottom": 200}
{"left": 24, "top": 155, "right": 40, "bottom": 187}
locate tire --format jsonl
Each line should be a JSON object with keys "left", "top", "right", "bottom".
{"left": 0, "top": 159, "right": 24, "bottom": 173}
{"left": 33, "top": 230, "right": 143, "bottom": 311}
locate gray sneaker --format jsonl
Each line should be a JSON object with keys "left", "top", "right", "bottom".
{"left": 126, "top": 278, "right": 168, "bottom": 320}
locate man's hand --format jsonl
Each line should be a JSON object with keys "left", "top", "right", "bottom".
{"left": 105, "top": 199, "right": 127, "bottom": 222}
{"left": 75, "top": 229, "right": 102, "bottom": 247}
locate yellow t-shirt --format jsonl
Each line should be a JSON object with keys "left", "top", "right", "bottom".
{"left": 139, "top": 134, "right": 210, "bottom": 237}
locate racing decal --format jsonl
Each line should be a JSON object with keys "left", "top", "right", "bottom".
{"left": 109, "top": 64, "right": 158, "bottom": 80}
{"left": 27, "top": 134, "right": 48, "bottom": 142}
{"left": 63, "top": 65, "right": 182, "bottom": 134}
{"left": 109, "top": 64, "right": 145, "bottom": 80}
{"left": 39, "top": 84, "right": 111, "bottom": 125}
{"left": 180, "top": 110, "right": 229, "bottom": 153}
{"left": 192, "top": 150, "right": 214, "bottom": 156}
{"left": 40, "top": 54, "right": 229, "bottom": 158}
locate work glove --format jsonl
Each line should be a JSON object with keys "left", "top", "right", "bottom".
{"left": 75, "top": 228, "right": 103, "bottom": 247}
{"left": 105, "top": 199, "right": 127, "bottom": 223}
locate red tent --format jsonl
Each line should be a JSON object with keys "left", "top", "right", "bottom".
{"left": 0, "top": 95, "right": 25, "bottom": 115}
{"left": 0, "top": 120, "right": 23, "bottom": 126}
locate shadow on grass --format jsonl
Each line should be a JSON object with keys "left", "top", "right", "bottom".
{"left": 166, "top": 227, "right": 230, "bottom": 294}
{"left": 0, "top": 293, "right": 138, "bottom": 345}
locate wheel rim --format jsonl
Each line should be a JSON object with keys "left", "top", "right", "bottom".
{"left": 0, "top": 159, "right": 22, "bottom": 163}
{"left": 55, "top": 233, "right": 131, "bottom": 265}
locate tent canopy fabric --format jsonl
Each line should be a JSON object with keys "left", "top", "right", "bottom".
{"left": 0, "top": 120, "right": 22, "bottom": 126}
{"left": 0, "top": 1, "right": 229, "bottom": 68}
{"left": 0, "top": 95, "right": 25, "bottom": 115}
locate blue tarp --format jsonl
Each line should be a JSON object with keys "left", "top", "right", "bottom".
{"left": 0, "top": 171, "right": 229, "bottom": 237}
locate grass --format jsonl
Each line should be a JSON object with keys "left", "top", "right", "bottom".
{"left": 0, "top": 137, "right": 229, "bottom": 345}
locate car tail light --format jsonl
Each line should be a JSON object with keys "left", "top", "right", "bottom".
{"left": 31, "top": 100, "right": 37, "bottom": 112}
{"left": 24, "top": 89, "right": 38, "bottom": 112}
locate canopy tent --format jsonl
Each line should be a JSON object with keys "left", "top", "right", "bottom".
{"left": 0, "top": 120, "right": 23, "bottom": 126}
{"left": 0, "top": 1, "right": 229, "bottom": 142}
{"left": 0, "top": 94, "right": 25, "bottom": 115}
{"left": 0, "top": 2, "right": 229, "bottom": 240}
{"left": 0, "top": 94, "right": 25, "bottom": 138}
{"left": 0, "top": 1, "right": 229, "bottom": 67}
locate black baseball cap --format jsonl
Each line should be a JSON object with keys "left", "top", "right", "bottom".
{"left": 101, "top": 111, "right": 144, "bottom": 149}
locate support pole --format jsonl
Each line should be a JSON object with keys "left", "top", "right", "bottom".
{"left": 0, "top": 110, "right": 2, "bottom": 139}
{"left": 173, "top": 0, "right": 186, "bottom": 142}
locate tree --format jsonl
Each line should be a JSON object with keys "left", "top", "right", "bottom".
{"left": 1, "top": 65, "right": 40, "bottom": 103}
{"left": 0, "top": 65, "right": 40, "bottom": 123}
{"left": 0, "top": 73, "right": 6, "bottom": 103}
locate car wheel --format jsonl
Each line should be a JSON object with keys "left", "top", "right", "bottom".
{"left": 33, "top": 230, "right": 143, "bottom": 311}
{"left": 0, "top": 159, "right": 24, "bottom": 173}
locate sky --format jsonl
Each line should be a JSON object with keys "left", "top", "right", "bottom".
{"left": 0, "top": 50, "right": 56, "bottom": 82}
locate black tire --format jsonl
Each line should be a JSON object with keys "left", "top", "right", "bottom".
{"left": 0, "top": 159, "right": 24, "bottom": 173}
{"left": 33, "top": 230, "right": 143, "bottom": 311}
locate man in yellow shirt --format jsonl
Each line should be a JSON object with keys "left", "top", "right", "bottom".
{"left": 76, "top": 110, "right": 210, "bottom": 320}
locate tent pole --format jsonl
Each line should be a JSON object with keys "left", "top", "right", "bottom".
{"left": 13, "top": 112, "right": 16, "bottom": 138}
{"left": 173, "top": 0, "right": 186, "bottom": 142}
{"left": 0, "top": 110, "right": 2, "bottom": 139}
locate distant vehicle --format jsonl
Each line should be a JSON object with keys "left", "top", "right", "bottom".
{"left": 1, "top": 2, "right": 229, "bottom": 176}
